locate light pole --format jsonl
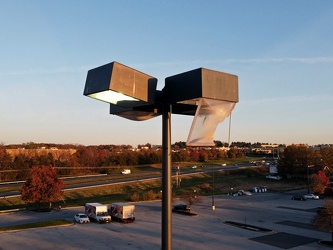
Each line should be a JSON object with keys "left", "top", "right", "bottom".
{"left": 162, "top": 103, "right": 172, "bottom": 247}
{"left": 307, "top": 165, "right": 310, "bottom": 194}
{"left": 212, "top": 164, "right": 215, "bottom": 210}
{"left": 176, "top": 166, "right": 180, "bottom": 188}
{"left": 83, "top": 61, "right": 238, "bottom": 250}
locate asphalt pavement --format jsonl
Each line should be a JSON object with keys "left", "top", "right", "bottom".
{"left": 0, "top": 190, "right": 330, "bottom": 250}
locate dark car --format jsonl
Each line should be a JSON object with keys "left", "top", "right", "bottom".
{"left": 291, "top": 195, "right": 307, "bottom": 201}
{"left": 172, "top": 204, "right": 190, "bottom": 211}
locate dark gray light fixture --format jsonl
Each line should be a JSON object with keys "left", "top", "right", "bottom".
{"left": 84, "top": 61, "right": 157, "bottom": 108}
{"left": 164, "top": 68, "right": 238, "bottom": 146}
{"left": 83, "top": 61, "right": 238, "bottom": 250}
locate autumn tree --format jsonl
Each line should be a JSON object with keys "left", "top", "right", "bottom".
{"left": 227, "top": 148, "right": 244, "bottom": 158}
{"left": 190, "top": 150, "right": 199, "bottom": 162}
{"left": 137, "top": 150, "right": 160, "bottom": 165}
{"left": 208, "top": 148, "right": 227, "bottom": 160}
{"left": 75, "top": 146, "right": 98, "bottom": 170}
{"left": 321, "top": 147, "right": 333, "bottom": 168}
{"left": 179, "top": 149, "right": 191, "bottom": 162}
{"left": 310, "top": 170, "right": 330, "bottom": 194}
{"left": 12, "top": 154, "right": 31, "bottom": 180}
{"left": 20, "top": 165, "right": 65, "bottom": 210}
{"left": 0, "top": 147, "right": 12, "bottom": 169}
{"left": 198, "top": 149, "right": 208, "bottom": 162}
{"left": 0, "top": 147, "right": 13, "bottom": 181}
{"left": 171, "top": 151, "right": 183, "bottom": 163}
{"left": 314, "top": 199, "right": 333, "bottom": 244}
{"left": 227, "top": 148, "right": 237, "bottom": 158}
{"left": 278, "top": 145, "right": 315, "bottom": 177}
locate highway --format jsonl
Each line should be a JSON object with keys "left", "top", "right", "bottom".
{"left": 0, "top": 163, "right": 256, "bottom": 199}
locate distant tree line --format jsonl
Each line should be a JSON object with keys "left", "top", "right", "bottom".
{"left": 0, "top": 143, "right": 244, "bottom": 181}
{"left": 2, "top": 141, "right": 332, "bottom": 182}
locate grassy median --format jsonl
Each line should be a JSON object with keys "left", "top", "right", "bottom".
{"left": 0, "top": 220, "right": 72, "bottom": 232}
{"left": 0, "top": 166, "right": 307, "bottom": 211}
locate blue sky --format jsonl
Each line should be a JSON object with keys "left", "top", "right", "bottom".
{"left": 0, "top": 1, "right": 332, "bottom": 147}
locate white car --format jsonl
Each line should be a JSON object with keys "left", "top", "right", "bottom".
{"left": 74, "top": 213, "right": 90, "bottom": 223}
{"left": 190, "top": 166, "right": 197, "bottom": 169}
{"left": 266, "top": 175, "right": 282, "bottom": 180}
{"left": 121, "top": 169, "right": 131, "bottom": 174}
{"left": 304, "top": 194, "right": 319, "bottom": 200}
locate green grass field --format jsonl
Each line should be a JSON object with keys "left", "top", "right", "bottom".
{"left": 0, "top": 220, "right": 72, "bottom": 232}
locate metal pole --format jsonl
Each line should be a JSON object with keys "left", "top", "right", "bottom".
{"left": 162, "top": 103, "right": 172, "bottom": 250}
{"left": 307, "top": 166, "right": 310, "bottom": 194}
{"left": 176, "top": 169, "right": 178, "bottom": 188}
{"left": 212, "top": 164, "right": 215, "bottom": 210}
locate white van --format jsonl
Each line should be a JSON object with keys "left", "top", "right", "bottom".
{"left": 121, "top": 169, "right": 131, "bottom": 174}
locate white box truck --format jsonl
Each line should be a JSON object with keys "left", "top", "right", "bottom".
{"left": 85, "top": 203, "right": 111, "bottom": 223}
{"left": 108, "top": 203, "right": 135, "bottom": 223}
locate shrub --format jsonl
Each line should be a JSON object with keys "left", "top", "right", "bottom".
{"left": 128, "top": 192, "right": 139, "bottom": 202}
{"left": 143, "top": 190, "right": 156, "bottom": 201}
{"left": 200, "top": 183, "right": 212, "bottom": 193}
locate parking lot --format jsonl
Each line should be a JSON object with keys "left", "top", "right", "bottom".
{"left": 0, "top": 190, "right": 330, "bottom": 250}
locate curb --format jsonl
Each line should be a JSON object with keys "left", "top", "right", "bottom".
{"left": 0, "top": 208, "right": 26, "bottom": 214}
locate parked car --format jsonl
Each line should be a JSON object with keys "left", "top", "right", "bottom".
{"left": 291, "top": 195, "right": 307, "bottom": 201}
{"left": 238, "top": 190, "right": 252, "bottom": 196}
{"left": 304, "top": 194, "right": 319, "bottom": 200}
{"left": 172, "top": 204, "right": 190, "bottom": 212}
{"left": 74, "top": 213, "right": 90, "bottom": 223}
{"left": 266, "top": 175, "right": 282, "bottom": 180}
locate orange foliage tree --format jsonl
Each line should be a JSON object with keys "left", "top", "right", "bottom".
{"left": 314, "top": 199, "right": 333, "bottom": 243}
{"left": 20, "top": 165, "right": 65, "bottom": 209}
{"left": 310, "top": 170, "right": 330, "bottom": 194}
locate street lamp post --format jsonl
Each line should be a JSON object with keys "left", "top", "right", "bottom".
{"left": 212, "top": 164, "right": 215, "bottom": 210}
{"left": 162, "top": 103, "right": 172, "bottom": 248}
{"left": 307, "top": 165, "right": 310, "bottom": 194}
{"left": 83, "top": 61, "right": 238, "bottom": 250}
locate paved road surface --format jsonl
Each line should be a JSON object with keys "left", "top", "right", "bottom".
{"left": 0, "top": 190, "right": 330, "bottom": 250}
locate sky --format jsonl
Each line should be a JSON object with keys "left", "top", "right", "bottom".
{"left": 0, "top": 1, "right": 333, "bottom": 147}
